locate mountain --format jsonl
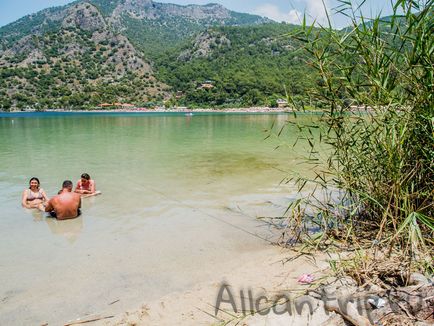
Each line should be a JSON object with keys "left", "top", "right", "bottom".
{"left": 0, "top": 0, "right": 271, "bottom": 110}
{"left": 155, "top": 23, "right": 318, "bottom": 108}
{"left": 0, "top": 0, "right": 269, "bottom": 59}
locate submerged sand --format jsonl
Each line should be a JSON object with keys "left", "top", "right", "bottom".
{"left": 0, "top": 113, "right": 326, "bottom": 325}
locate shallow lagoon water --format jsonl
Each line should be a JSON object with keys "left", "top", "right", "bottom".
{"left": 0, "top": 112, "right": 317, "bottom": 324}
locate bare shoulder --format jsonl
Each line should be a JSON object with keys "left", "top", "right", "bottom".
{"left": 48, "top": 195, "right": 57, "bottom": 204}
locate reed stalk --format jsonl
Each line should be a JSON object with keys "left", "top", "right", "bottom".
{"left": 280, "top": 0, "right": 433, "bottom": 280}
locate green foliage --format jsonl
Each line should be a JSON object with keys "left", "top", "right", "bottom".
{"left": 0, "top": 0, "right": 277, "bottom": 110}
{"left": 155, "top": 23, "right": 320, "bottom": 107}
{"left": 0, "top": 7, "right": 65, "bottom": 47}
{"left": 284, "top": 0, "right": 433, "bottom": 272}
{"left": 122, "top": 15, "right": 204, "bottom": 59}
{"left": 225, "top": 11, "right": 272, "bottom": 25}
{"left": 0, "top": 27, "right": 164, "bottom": 110}
{"left": 88, "top": 0, "right": 120, "bottom": 16}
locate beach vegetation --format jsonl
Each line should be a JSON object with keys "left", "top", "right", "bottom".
{"left": 277, "top": 0, "right": 433, "bottom": 281}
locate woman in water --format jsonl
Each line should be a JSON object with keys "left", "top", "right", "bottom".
{"left": 74, "top": 173, "right": 96, "bottom": 195}
{"left": 21, "top": 177, "right": 48, "bottom": 209}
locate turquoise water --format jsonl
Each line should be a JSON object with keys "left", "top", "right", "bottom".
{"left": 0, "top": 112, "right": 316, "bottom": 324}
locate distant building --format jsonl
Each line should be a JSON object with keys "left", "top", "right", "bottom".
{"left": 175, "top": 91, "right": 184, "bottom": 99}
{"left": 276, "top": 99, "right": 288, "bottom": 108}
{"left": 98, "top": 103, "right": 135, "bottom": 109}
{"left": 198, "top": 80, "right": 215, "bottom": 89}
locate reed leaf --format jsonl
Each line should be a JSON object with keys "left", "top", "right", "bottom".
{"left": 279, "top": 0, "right": 433, "bottom": 276}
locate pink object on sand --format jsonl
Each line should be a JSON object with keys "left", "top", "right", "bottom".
{"left": 298, "top": 274, "right": 315, "bottom": 284}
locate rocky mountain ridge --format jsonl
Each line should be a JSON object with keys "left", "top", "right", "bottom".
{"left": 0, "top": 0, "right": 269, "bottom": 47}
{"left": 0, "top": 0, "right": 271, "bottom": 109}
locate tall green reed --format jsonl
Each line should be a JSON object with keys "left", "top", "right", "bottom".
{"left": 281, "top": 0, "right": 433, "bottom": 274}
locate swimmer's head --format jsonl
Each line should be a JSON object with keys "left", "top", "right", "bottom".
{"left": 29, "top": 177, "right": 40, "bottom": 189}
{"left": 81, "top": 173, "right": 90, "bottom": 183}
{"left": 62, "top": 180, "right": 73, "bottom": 191}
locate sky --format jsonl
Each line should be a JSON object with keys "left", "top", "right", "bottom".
{"left": 0, "top": 0, "right": 395, "bottom": 29}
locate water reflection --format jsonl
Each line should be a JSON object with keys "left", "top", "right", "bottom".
{"left": 28, "top": 205, "right": 84, "bottom": 242}
{"left": 44, "top": 216, "right": 83, "bottom": 243}
{"left": 30, "top": 209, "right": 44, "bottom": 222}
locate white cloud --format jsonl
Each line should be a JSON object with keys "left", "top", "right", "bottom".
{"left": 253, "top": 4, "right": 302, "bottom": 24}
{"left": 303, "top": 0, "right": 331, "bottom": 25}
{"left": 253, "top": 1, "right": 331, "bottom": 26}
{"left": 287, "top": 9, "right": 302, "bottom": 24}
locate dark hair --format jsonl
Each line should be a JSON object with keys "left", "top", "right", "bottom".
{"left": 62, "top": 180, "right": 73, "bottom": 188}
{"left": 29, "top": 177, "right": 40, "bottom": 189}
{"left": 81, "top": 173, "right": 90, "bottom": 180}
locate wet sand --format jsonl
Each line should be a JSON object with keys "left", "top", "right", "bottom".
{"left": 104, "top": 248, "right": 330, "bottom": 326}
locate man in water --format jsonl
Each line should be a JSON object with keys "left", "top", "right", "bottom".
{"left": 42, "top": 180, "right": 81, "bottom": 220}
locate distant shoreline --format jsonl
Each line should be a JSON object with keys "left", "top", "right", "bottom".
{"left": 1, "top": 107, "right": 298, "bottom": 114}
{"left": 0, "top": 107, "right": 325, "bottom": 115}
{"left": 1, "top": 105, "right": 376, "bottom": 115}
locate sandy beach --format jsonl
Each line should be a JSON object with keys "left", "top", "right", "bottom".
{"left": 95, "top": 248, "right": 331, "bottom": 326}
{"left": 109, "top": 107, "right": 296, "bottom": 113}
{"left": 2, "top": 106, "right": 301, "bottom": 114}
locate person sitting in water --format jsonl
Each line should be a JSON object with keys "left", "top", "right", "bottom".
{"left": 74, "top": 173, "right": 96, "bottom": 195}
{"left": 41, "top": 180, "right": 81, "bottom": 220}
{"left": 21, "top": 177, "right": 48, "bottom": 209}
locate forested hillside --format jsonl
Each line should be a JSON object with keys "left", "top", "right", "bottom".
{"left": 0, "top": 2, "right": 167, "bottom": 110}
{"left": 0, "top": 0, "right": 320, "bottom": 110}
{"left": 155, "top": 24, "right": 318, "bottom": 108}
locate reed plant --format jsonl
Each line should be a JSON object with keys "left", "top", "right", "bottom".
{"left": 280, "top": 0, "right": 433, "bottom": 281}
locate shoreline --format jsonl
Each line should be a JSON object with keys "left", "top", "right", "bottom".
{"left": 1, "top": 105, "right": 374, "bottom": 115}
{"left": 0, "top": 107, "right": 321, "bottom": 114}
